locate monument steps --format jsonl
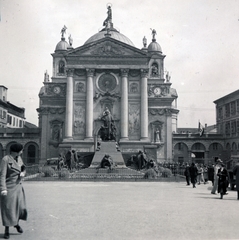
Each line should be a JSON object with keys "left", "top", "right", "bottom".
{"left": 74, "top": 141, "right": 144, "bottom": 178}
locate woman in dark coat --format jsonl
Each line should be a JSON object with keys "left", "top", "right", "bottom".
{"left": 233, "top": 162, "right": 239, "bottom": 200}
{"left": 189, "top": 163, "right": 198, "bottom": 188}
{"left": 0, "top": 143, "right": 27, "bottom": 239}
{"left": 217, "top": 163, "right": 228, "bottom": 199}
{"left": 184, "top": 163, "right": 191, "bottom": 185}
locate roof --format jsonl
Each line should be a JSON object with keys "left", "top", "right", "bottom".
{"left": 84, "top": 28, "right": 135, "bottom": 47}
{"left": 177, "top": 128, "right": 198, "bottom": 134}
{"left": 24, "top": 121, "right": 38, "bottom": 128}
{"left": 148, "top": 41, "right": 162, "bottom": 53}
{"left": 55, "top": 37, "right": 70, "bottom": 52}
{"left": 214, "top": 89, "right": 239, "bottom": 104}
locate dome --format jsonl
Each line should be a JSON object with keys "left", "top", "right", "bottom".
{"left": 148, "top": 41, "right": 162, "bottom": 53}
{"left": 55, "top": 38, "right": 69, "bottom": 52}
{"left": 84, "top": 28, "right": 135, "bottom": 47}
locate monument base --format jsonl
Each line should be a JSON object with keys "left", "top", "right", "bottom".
{"left": 90, "top": 141, "right": 126, "bottom": 168}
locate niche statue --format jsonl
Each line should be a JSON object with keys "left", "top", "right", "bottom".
{"left": 99, "top": 107, "right": 116, "bottom": 141}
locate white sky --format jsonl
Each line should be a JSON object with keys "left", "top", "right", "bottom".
{"left": 0, "top": 0, "right": 239, "bottom": 127}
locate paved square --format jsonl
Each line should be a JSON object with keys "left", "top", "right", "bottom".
{"left": 0, "top": 181, "right": 238, "bottom": 240}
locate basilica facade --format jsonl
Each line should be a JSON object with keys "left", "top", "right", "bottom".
{"left": 37, "top": 6, "right": 179, "bottom": 164}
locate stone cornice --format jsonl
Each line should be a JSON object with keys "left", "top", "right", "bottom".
{"left": 37, "top": 107, "right": 65, "bottom": 115}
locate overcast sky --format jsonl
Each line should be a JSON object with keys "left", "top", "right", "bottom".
{"left": 0, "top": 0, "right": 239, "bottom": 127}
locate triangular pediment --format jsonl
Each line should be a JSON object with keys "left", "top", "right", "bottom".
{"left": 65, "top": 37, "right": 147, "bottom": 58}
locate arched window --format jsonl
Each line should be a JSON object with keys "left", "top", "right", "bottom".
{"left": 58, "top": 60, "right": 65, "bottom": 74}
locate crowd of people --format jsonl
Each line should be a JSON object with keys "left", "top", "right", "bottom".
{"left": 183, "top": 159, "right": 239, "bottom": 200}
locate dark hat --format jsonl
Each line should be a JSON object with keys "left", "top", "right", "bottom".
{"left": 10, "top": 143, "right": 23, "bottom": 153}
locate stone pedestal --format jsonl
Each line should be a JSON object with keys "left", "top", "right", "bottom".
{"left": 90, "top": 141, "right": 126, "bottom": 168}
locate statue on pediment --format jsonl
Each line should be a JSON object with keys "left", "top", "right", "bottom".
{"left": 103, "top": 5, "right": 112, "bottom": 26}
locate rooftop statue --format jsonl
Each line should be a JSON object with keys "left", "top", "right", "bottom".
{"left": 151, "top": 28, "right": 157, "bottom": 41}
{"left": 103, "top": 5, "right": 112, "bottom": 26}
{"left": 60, "top": 25, "right": 67, "bottom": 38}
{"left": 68, "top": 34, "right": 73, "bottom": 46}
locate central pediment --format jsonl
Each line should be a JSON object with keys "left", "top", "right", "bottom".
{"left": 65, "top": 37, "right": 147, "bottom": 58}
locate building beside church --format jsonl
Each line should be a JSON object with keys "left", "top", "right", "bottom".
{"left": 214, "top": 90, "right": 239, "bottom": 165}
{"left": 37, "top": 6, "right": 179, "bottom": 164}
{"left": 172, "top": 90, "right": 239, "bottom": 165}
{"left": 0, "top": 85, "right": 40, "bottom": 162}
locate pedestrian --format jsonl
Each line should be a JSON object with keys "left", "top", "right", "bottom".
{"left": 217, "top": 163, "right": 229, "bottom": 199}
{"left": 197, "top": 164, "right": 206, "bottom": 184}
{"left": 189, "top": 162, "right": 198, "bottom": 188}
{"left": 208, "top": 164, "right": 214, "bottom": 186}
{"left": 0, "top": 143, "right": 27, "bottom": 239}
{"left": 203, "top": 164, "right": 208, "bottom": 183}
{"left": 184, "top": 163, "right": 190, "bottom": 185}
{"left": 211, "top": 159, "right": 222, "bottom": 194}
{"left": 233, "top": 162, "right": 239, "bottom": 200}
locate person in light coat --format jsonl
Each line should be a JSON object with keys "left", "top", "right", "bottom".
{"left": 0, "top": 143, "right": 27, "bottom": 239}
{"left": 211, "top": 159, "right": 222, "bottom": 194}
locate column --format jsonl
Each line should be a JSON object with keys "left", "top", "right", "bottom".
{"left": 120, "top": 69, "right": 129, "bottom": 140}
{"left": 140, "top": 69, "right": 149, "bottom": 141}
{"left": 65, "top": 69, "right": 74, "bottom": 140}
{"left": 85, "top": 69, "right": 95, "bottom": 139}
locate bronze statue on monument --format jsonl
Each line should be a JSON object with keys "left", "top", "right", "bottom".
{"left": 99, "top": 107, "right": 116, "bottom": 141}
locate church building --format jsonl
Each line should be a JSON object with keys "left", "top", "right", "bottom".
{"left": 37, "top": 6, "right": 179, "bottom": 165}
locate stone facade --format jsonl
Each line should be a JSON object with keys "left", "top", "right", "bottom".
{"left": 37, "top": 8, "right": 179, "bottom": 164}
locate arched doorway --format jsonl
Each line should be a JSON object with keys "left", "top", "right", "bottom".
{"left": 173, "top": 142, "right": 189, "bottom": 163}
{"left": 208, "top": 142, "right": 223, "bottom": 164}
{"left": 191, "top": 142, "right": 206, "bottom": 164}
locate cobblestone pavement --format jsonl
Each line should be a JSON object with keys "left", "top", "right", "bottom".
{"left": 0, "top": 181, "right": 238, "bottom": 240}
